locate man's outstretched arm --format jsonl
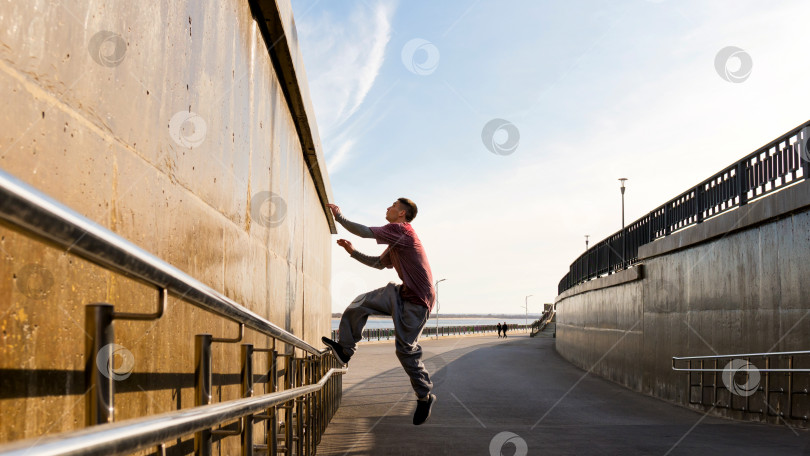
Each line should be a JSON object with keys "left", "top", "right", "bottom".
{"left": 336, "top": 239, "right": 386, "bottom": 270}
{"left": 328, "top": 203, "right": 374, "bottom": 238}
{"left": 350, "top": 250, "right": 385, "bottom": 270}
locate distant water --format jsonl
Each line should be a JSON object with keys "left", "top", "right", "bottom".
{"left": 331, "top": 317, "right": 532, "bottom": 330}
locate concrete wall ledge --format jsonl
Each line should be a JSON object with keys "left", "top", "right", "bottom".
{"left": 554, "top": 265, "right": 644, "bottom": 303}
{"left": 638, "top": 178, "right": 810, "bottom": 261}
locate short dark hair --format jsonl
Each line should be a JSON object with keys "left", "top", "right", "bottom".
{"left": 397, "top": 197, "right": 417, "bottom": 222}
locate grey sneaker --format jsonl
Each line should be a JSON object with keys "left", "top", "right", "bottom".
{"left": 413, "top": 394, "right": 436, "bottom": 425}
{"left": 322, "top": 336, "right": 351, "bottom": 365}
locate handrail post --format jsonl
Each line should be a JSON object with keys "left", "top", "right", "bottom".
{"left": 295, "top": 358, "right": 304, "bottom": 456}
{"left": 307, "top": 357, "right": 314, "bottom": 455}
{"left": 284, "top": 354, "right": 293, "bottom": 456}
{"left": 302, "top": 357, "right": 309, "bottom": 456}
{"left": 764, "top": 357, "right": 770, "bottom": 416}
{"left": 195, "top": 334, "right": 213, "bottom": 456}
{"left": 312, "top": 356, "right": 318, "bottom": 453}
{"left": 788, "top": 356, "right": 794, "bottom": 419}
{"left": 687, "top": 360, "right": 692, "bottom": 403}
{"left": 745, "top": 357, "right": 751, "bottom": 412}
{"left": 86, "top": 303, "right": 115, "bottom": 426}
{"left": 328, "top": 357, "right": 335, "bottom": 419}
{"left": 241, "top": 344, "right": 254, "bottom": 456}
{"left": 269, "top": 349, "right": 278, "bottom": 455}
{"left": 319, "top": 355, "right": 326, "bottom": 441}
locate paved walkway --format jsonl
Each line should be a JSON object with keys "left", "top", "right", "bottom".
{"left": 317, "top": 329, "right": 810, "bottom": 455}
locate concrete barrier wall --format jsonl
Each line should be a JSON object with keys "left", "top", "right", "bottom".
{"left": 0, "top": 0, "right": 332, "bottom": 449}
{"left": 555, "top": 179, "right": 810, "bottom": 425}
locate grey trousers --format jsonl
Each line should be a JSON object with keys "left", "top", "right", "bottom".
{"left": 337, "top": 282, "right": 433, "bottom": 398}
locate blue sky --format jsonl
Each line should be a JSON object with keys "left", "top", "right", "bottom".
{"left": 289, "top": 0, "right": 810, "bottom": 315}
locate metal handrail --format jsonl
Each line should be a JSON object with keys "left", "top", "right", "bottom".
{"left": 0, "top": 367, "right": 348, "bottom": 456}
{"left": 673, "top": 350, "right": 810, "bottom": 361}
{"left": 0, "top": 168, "right": 321, "bottom": 354}
{"left": 672, "top": 350, "right": 810, "bottom": 372}
{"left": 672, "top": 349, "right": 810, "bottom": 421}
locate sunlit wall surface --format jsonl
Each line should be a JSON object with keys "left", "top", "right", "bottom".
{"left": 0, "top": 0, "right": 332, "bottom": 449}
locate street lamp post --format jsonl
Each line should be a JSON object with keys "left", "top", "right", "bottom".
{"left": 435, "top": 278, "right": 446, "bottom": 339}
{"left": 619, "top": 178, "right": 628, "bottom": 230}
{"left": 524, "top": 294, "right": 533, "bottom": 330}
{"left": 619, "top": 178, "right": 628, "bottom": 268}
{"left": 585, "top": 234, "right": 590, "bottom": 251}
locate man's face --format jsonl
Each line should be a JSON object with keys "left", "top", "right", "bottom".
{"left": 385, "top": 201, "right": 404, "bottom": 222}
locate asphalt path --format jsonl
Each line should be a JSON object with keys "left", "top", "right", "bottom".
{"left": 317, "top": 328, "right": 810, "bottom": 455}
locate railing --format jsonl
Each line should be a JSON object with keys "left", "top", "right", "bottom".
{"left": 559, "top": 120, "right": 810, "bottom": 295}
{"left": 0, "top": 168, "right": 345, "bottom": 455}
{"left": 672, "top": 351, "right": 810, "bottom": 422}
{"left": 0, "top": 366, "right": 347, "bottom": 456}
{"left": 530, "top": 309, "right": 555, "bottom": 337}
{"left": 330, "top": 324, "right": 531, "bottom": 342}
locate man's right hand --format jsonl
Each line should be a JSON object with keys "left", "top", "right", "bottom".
{"left": 327, "top": 203, "right": 341, "bottom": 218}
{"left": 336, "top": 239, "right": 354, "bottom": 255}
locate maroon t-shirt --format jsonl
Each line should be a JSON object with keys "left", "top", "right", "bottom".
{"left": 369, "top": 222, "right": 435, "bottom": 310}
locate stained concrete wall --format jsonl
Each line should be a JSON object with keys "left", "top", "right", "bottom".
{"left": 0, "top": 0, "right": 332, "bottom": 451}
{"left": 555, "top": 179, "right": 810, "bottom": 425}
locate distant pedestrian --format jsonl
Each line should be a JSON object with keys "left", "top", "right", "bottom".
{"left": 502, "top": 322, "right": 508, "bottom": 338}
{"left": 497, "top": 322, "right": 502, "bottom": 338}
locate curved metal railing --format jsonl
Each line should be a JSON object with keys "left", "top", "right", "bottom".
{"left": 559, "top": 120, "right": 810, "bottom": 295}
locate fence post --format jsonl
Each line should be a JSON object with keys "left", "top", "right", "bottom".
{"left": 241, "top": 344, "right": 254, "bottom": 456}
{"left": 269, "top": 350, "right": 278, "bottom": 455}
{"left": 86, "top": 303, "right": 115, "bottom": 426}
{"left": 801, "top": 126, "right": 810, "bottom": 180}
{"left": 737, "top": 161, "right": 748, "bottom": 206}
{"left": 194, "top": 334, "right": 213, "bottom": 456}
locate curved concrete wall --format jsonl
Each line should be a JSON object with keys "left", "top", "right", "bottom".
{"left": 555, "top": 179, "right": 810, "bottom": 425}
{"left": 0, "top": 0, "right": 332, "bottom": 450}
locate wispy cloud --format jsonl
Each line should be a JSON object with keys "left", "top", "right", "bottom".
{"left": 295, "top": 1, "right": 396, "bottom": 173}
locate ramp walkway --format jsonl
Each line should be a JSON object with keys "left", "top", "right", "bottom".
{"left": 317, "top": 332, "right": 809, "bottom": 455}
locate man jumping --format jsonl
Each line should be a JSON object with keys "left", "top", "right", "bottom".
{"left": 322, "top": 198, "right": 437, "bottom": 425}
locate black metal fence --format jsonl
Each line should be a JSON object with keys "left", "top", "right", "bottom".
{"left": 558, "top": 120, "right": 810, "bottom": 295}
{"left": 330, "top": 324, "right": 530, "bottom": 342}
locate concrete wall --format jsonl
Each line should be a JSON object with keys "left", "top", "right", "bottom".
{"left": 555, "top": 179, "right": 810, "bottom": 425}
{"left": 0, "top": 0, "right": 332, "bottom": 451}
